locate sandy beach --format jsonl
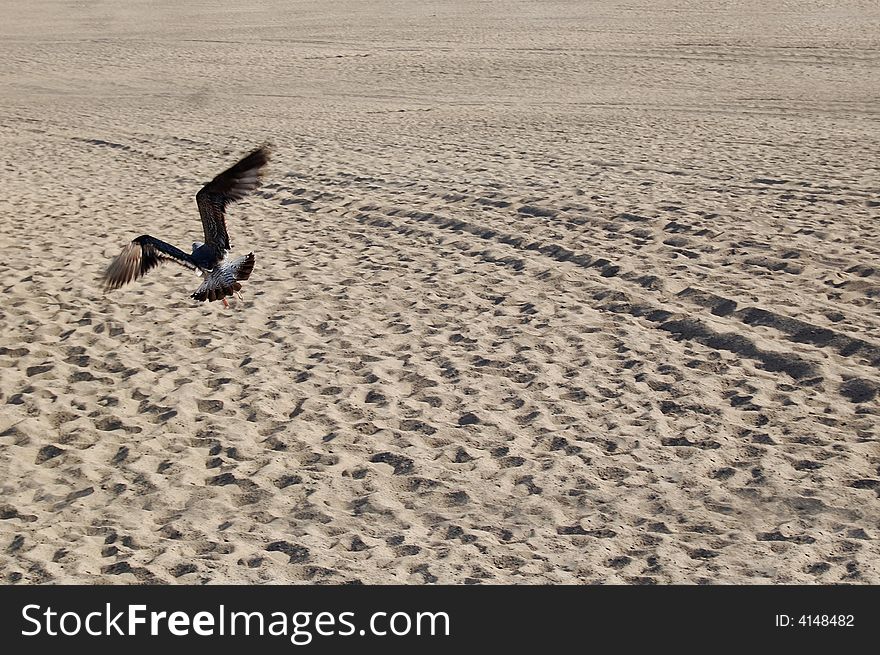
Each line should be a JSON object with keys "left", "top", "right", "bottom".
{"left": 1, "top": 0, "right": 879, "bottom": 584}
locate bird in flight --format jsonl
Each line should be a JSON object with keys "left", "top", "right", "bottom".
{"left": 102, "top": 145, "right": 271, "bottom": 308}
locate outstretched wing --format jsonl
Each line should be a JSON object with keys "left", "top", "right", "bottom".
{"left": 195, "top": 145, "right": 271, "bottom": 251}
{"left": 191, "top": 252, "right": 255, "bottom": 302}
{"left": 103, "top": 235, "right": 198, "bottom": 291}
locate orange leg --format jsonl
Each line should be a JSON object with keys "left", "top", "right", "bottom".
{"left": 222, "top": 297, "right": 229, "bottom": 308}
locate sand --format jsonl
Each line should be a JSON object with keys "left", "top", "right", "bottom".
{"left": 0, "top": 0, "right": 878, "bottom": 584}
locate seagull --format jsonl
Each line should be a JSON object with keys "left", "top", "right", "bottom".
{"left": 102, "top": 145, "right": 271, "bottom": 308}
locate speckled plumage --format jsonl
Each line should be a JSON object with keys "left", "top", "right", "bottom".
{"left": 102, "top": 145, "right": 270, "bottom": 305}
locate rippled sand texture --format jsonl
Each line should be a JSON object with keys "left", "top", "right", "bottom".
{"left": 1, "top": 1, "right": 879, "bottom": 584}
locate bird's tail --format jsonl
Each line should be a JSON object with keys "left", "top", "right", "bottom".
{"left": 191, "top": 253, "right": 255, "bottom": 303}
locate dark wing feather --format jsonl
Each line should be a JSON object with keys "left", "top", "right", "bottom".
{"left": 102, "top": 235, "right": 197, "bottom": 291}
{"left": 195, "top": 145, "right": 271, "bottom": 251}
